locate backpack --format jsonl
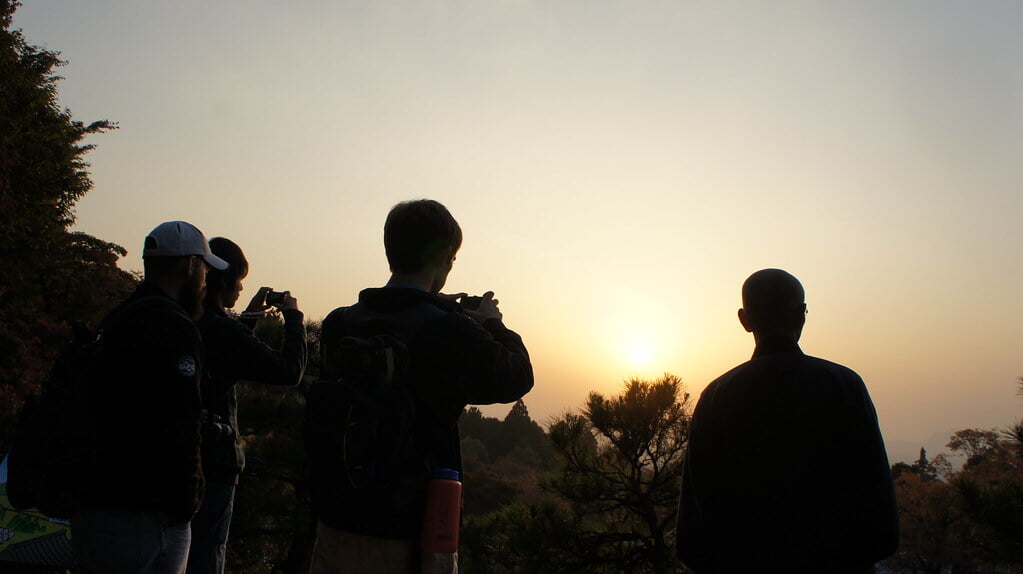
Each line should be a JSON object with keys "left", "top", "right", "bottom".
{"left": 304, "top": 305, "right": 441, "bottom": 537}
{"left": 5, "top": 296, "right": 181, "bottom": 519}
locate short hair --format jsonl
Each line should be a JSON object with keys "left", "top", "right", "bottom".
{"left": 206, "top": 237, "right": 248, "bottom": 302}
{"left": 741, "top": 268, "right": 805, "bottom": 331}
{"left": 384, "top": 199, "right": 463, "bottom": 274}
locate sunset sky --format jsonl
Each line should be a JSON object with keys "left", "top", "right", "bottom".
{"left": 15, "top": 1, "right": 1023, "bottom": 464}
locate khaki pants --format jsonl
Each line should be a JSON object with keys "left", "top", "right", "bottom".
{"left": 309, "top": 521, "right": 457, "bottom": 574}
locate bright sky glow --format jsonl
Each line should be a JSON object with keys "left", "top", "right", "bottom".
{"left": 628, "top": 344, "right": 653, "bottom": 369}
{"left": 14, "top": 0, "right": 1023, "bottom": 464}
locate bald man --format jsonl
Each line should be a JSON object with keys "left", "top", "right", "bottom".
{"left": 676, "top": 269, "right": 898, "bottom": 573}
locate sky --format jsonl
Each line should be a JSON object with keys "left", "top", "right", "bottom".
{"left": 14, "top": 1, "right": 1023, "bottom": 465}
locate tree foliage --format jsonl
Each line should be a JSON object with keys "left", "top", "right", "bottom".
{"left": 0, "top": 1, "right": 114, "bottom": 241}
{"left": 542, "top": 374, "right": 691, "bottom": 574}
{"left": 888, "top": 419, "right": 1023, "bottom": 572}
{"left": 0, "top": 0, "right": 135, "bottom": 445}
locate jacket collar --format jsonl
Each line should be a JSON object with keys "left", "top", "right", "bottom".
{"left": 358, "top": 286, "right": 461, "bottom": 314}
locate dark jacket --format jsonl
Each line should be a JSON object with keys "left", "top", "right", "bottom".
{"left": 676, "top": 336, "right": 899, "bottom": 573}
{"left": 316, "top": 286, "right": 534, "bottom": 538}
{"left": 198, "top": 305, "right": 307, "bottom": 484}
{"left": 83, "top": 282, "right": 204, "bottom": 525}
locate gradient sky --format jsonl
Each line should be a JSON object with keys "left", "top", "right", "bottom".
{"left": 15, "top": 1, "right": 1023, "bottom": 464}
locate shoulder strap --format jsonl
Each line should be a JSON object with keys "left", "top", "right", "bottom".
{"left": 320, "top": 302, "right": 446, "bottom": 377}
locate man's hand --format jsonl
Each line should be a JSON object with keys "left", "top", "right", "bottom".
{"left": 463, "top": 291, "right": 502, "bottom": 324}
{"left": 438, "top": 292, "right": 467, "bottom": 305}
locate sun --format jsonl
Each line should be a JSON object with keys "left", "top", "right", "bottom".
{"left": 627, "top": 344, "right": 653, "bottom": 367}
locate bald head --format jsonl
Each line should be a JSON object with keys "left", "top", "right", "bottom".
{"left": 738, "top": 269, "right": 806, "bottom": 339}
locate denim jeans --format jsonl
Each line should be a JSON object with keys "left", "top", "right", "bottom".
{"left": 185, "top": 481, "right": 235, "bottom": 574}
{"left": 72, "top": 510, "right": 190, "bottom": 574}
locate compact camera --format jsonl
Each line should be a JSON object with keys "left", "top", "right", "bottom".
{"left": 265, "top": 290, "right": 288, "bottom": 306}
{"left": 461, "top": 295, "right": 483, "bottom": 310}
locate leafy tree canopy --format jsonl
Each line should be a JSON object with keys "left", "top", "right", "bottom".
{"left": 0, "top": 0, "right": 135, "bottom": 442}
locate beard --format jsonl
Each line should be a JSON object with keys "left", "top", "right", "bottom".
{"left": 178, "top": 269, "right": 207, "bottom": 320}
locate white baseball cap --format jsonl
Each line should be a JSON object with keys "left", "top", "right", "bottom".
{"left": 143, "top": 221, "right": 229, "bottom": 270}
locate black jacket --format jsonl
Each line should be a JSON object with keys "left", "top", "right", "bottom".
{"left": 316, "top": 286, "right": 534, "bottom": 538}
{"left": 676, "top": 336, "right": 899, "bottom": 573}
{"left": 198, "top": 305, "right": 307, "bottom": 484}
{"left": 83, "top": 282, "right": 204, "bottom": 525}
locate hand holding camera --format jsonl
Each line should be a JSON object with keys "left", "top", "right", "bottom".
{"left": 460, "top": 291, "right": 502, "bottom": 324}
{"left": 243, "top": 286, "right": 299, "bottom": 314}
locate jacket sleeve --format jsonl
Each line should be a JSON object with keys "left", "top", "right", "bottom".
{"left": 206, "top": 309, "right": 308, "bottom": 394}
{"left": 841, "top": 374, "right": 900, "bottom": 560}
{"left": 429, "top": 314, "right": 534, "bottom": 406}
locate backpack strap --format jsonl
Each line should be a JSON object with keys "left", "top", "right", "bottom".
{"left": 321, "top": 301, "right": 445, "bottom": 378}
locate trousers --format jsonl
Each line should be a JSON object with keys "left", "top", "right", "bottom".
{"left": 72, "top": 510, "right": 190, "bottom": 574}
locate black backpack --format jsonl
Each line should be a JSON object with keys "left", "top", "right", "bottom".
{"left": 6, "top": 296, "right": 180, "bottom": 519}
{"left": 304, "top": 306, "right": 441, "bottom": 538}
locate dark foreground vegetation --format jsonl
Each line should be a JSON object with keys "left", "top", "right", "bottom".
{"left": 1, "top": 1, "right": 1021, "bottom": 571}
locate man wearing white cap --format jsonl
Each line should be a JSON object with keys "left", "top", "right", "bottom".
{"left": 71, "top": 221, "right": 227, "bottom": 574}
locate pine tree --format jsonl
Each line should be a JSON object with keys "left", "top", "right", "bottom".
{"left": 545, "top": 374, "right": 691, "bottom": 574}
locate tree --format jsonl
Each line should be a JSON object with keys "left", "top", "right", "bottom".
{"left": 544, "top": 374, "right": 691, "bottom": 574}
{"left": 945, "top": 427, "right": 1023, "bottom": 565}
{"left": 498, "top": 399, "right": 548, "bottom": 458}
{"left": 892, "top": 447, "right": 944, "bottom": 483}
{"left": 887, "top": 471, "right": 967, "bottom": 573}
{"left": 946, "top": 428, "right": 1005, "bottom": 469}
{"left": 0, "top": 0, "right": 134, "bottom": 444}
{"left": 887, "top": 417, "right": 1023, "bottom": 572}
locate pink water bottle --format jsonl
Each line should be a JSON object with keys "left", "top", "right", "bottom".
{"left": 421, "top": 468, "right": 462, "bottom": 554}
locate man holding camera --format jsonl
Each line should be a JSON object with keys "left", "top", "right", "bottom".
{"left": 309, "top": 199, "right": 534, "bottom": 573}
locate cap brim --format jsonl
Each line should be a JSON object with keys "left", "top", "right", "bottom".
{"left": 205, "top": 254, "right": 230, "bottom": 271}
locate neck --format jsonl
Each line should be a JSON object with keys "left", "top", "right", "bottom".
{"left": 146, "top": 276, "right": 184, "bottom": 303}
{"left": 387, "top": 272, "right": 436, "bottom": 293}
{"left": 752, "top": 330, "right": 801, "bottom": 345}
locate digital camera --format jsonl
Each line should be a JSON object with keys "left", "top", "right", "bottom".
{"left": 265, "top": 290, "right": 288, "bottom": 305}
{"left": 461, "top": 295, "right": 483, "bottom": 310}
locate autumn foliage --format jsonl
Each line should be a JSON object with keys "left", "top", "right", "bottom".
{"left": 888, "top": 427, "right": 1023, "bottom": 572}
{"left": 0, "top": 0, "right": 136, "bottom": 445}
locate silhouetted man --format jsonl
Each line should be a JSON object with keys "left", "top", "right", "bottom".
{"left": 309, "top": 199, "right": 534, "bottom": 574}
{"left": 72, "top": 221, "right": 227, "bottom": 574}
{"left": 677, "top": 269, "right": 898, "bottom": 574}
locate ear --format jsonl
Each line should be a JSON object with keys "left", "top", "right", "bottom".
{"left": 738, "top": 308, "right": 754, "bottom": 333}
{"left": 177, "top": 256, "right": 196, "bottom": 277}
{"left": 186, "top": 256, "right": 208, "bottom": 280}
